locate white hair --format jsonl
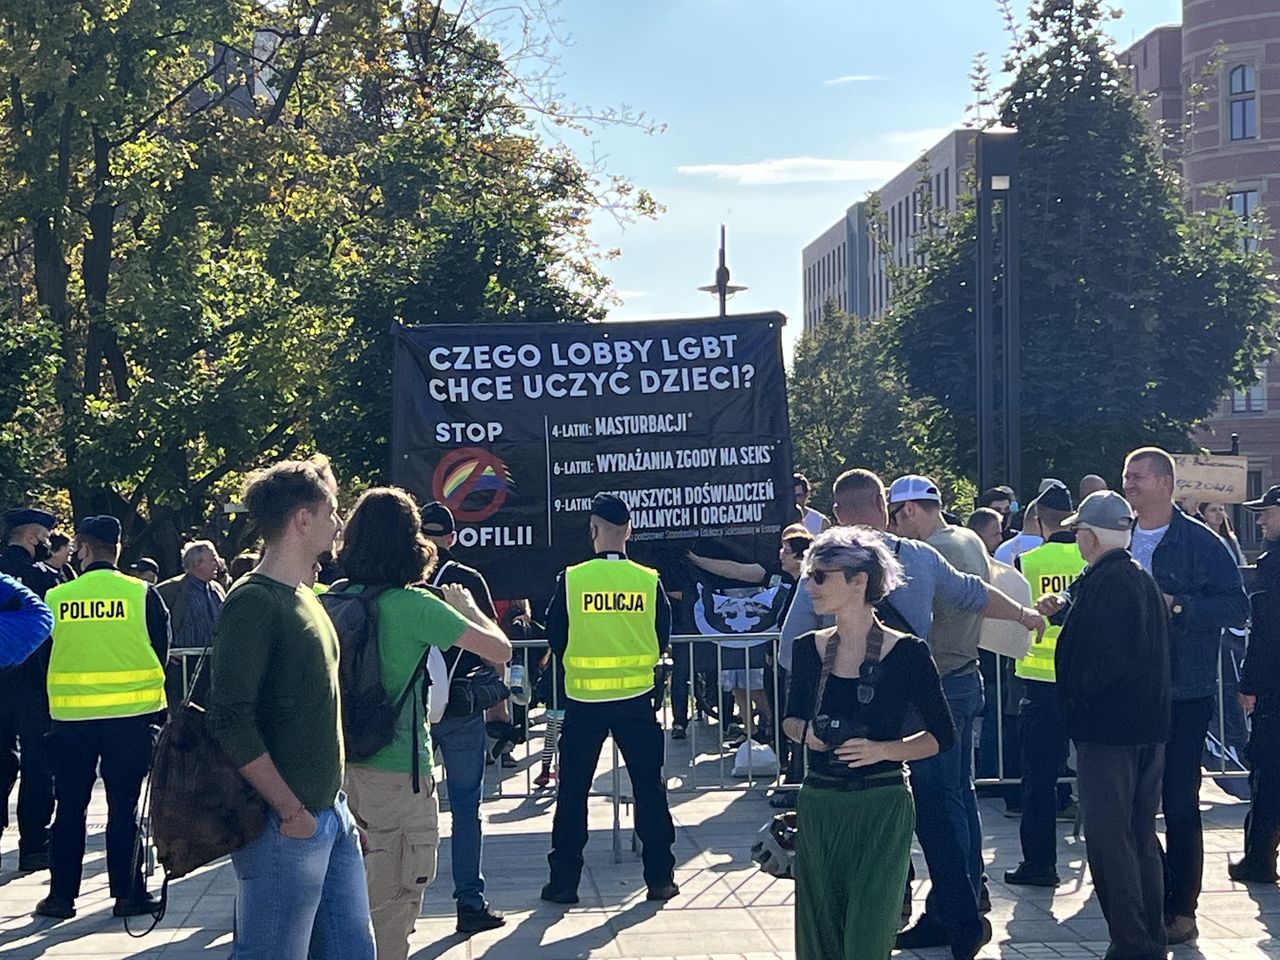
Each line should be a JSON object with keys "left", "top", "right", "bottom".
{"left": 181, "top": 539, "right": 217, "bottom": 571}
{"left": 802, "top": 525, "right": 905, "bottom": 603}
{"left": 1080, "top": 524, "right": 1131, "bottom": 552}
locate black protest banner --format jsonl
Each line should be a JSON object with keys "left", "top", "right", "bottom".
{"left": 391, "top": 314, "right": 793, "bottom": 601}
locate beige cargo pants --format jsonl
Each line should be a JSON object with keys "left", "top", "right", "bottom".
{"left": 345, "top": 764, "right": 440, "bottom": 960}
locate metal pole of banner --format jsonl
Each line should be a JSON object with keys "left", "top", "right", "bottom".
{"left": 995, "top": 655, "right": 1005, "bottom": 785}
{"left": 975, "top": 135, "right": 996, "bottom": 494}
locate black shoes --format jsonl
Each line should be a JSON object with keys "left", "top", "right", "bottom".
{"left": 457, "top": 902, "right": 506, "bottom": 934}
{"left": 896, "top": 915, "right": 950, "bottom": 949}
{"left": 34, "top": 896, "right": 75, "bottom": 920}
{"left": 953, "top": 917, "right": 993, "bottom": 960}
{"left": 1004, "top": 862, "right": 1060, "bottom": 887}
{"left": 17, "top": 851, "right": 49, "bottom": 873}
{"left": 113, "top": 892, "right": 163, "bottom": 917}
{"left": 1229, "top": 859, "right": 1279, "bottom": 884}
{"left": 978, "top": 882, "right": 992, "bottom": 914}
{"left": 540, "top": 883, "right": 580, "bottom": 905}
{"left": 670, "top": 725, "right": 687, "bottom": 740}
{"left": 646, "top": 882, "right": 680, "bottom": 901}
{"left": 1164, "top": 913, "right": 1198, "bottom": 945}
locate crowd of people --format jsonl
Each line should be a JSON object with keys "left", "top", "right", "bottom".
{"left": 0, "top": 445, "right": 1277, "bottom": 960}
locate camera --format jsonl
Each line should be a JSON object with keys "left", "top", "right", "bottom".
{"left": 811, "top": 714, "right": 864, "bottom": 747}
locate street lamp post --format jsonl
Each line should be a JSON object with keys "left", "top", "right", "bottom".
{"left": 698, "top": 224, "right": 746, "bottom": 317}
{"left": 974, "top": 128, "right": 1021, "bottom": 494}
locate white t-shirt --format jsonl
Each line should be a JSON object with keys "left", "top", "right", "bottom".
{"left": 1130, "top": 523, "right": 1169, "bottom": 574}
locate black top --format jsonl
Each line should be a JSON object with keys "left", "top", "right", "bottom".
{"left": 1241, "top": 549, "right": 1280, "bottom": 701}
{"left": 0, "top": 543, "right": 64, "bottom": 714}
{"left": 785, "top": 631, "right": 955, "bottom": 781}
{"left": 545, "top": 551, "right": 672, "bottom": 703}
{"left": 429, "top": 549, "right": 497, "bottom": 678}
{"left": 1055, "top": 549, "right": 1171, "bottom": 745}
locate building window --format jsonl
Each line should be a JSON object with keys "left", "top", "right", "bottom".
{"left": 1229, "top": 65, "right": 1257, "bottom": 141}
{"left": 1232, "top": 369, "right": 1266, "bottom": 413}
{"left": 1227, "top": 189, "right": 1261, "bottom": 253}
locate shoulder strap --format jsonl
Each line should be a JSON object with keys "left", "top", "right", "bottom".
{"left": 431, "top": 561, "right": 457, "bottom": 587}
{"left": 814, "top": 631, "right": 840, "bottom": 715}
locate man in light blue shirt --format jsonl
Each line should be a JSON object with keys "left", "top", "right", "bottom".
{"left": 780, "top": 468, "right": 1043, "bottom": 960}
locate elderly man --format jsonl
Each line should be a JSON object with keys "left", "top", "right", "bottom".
{"left": 157, "top": 540, "right": 226, "bottom": 708}
{"left": 1122, "top": 447, "right": 1248, "bottom": 944}
{"left": 1041, "top": 491, "right": 1171, "bottom": 960}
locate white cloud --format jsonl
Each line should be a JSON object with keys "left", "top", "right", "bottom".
{"left": 824, "top": 74, "right": 882, "bottom": 85}
{"left": 612, "top": 289, "right": 650, "bottom": 299}
{"left": 676, "top": 157, "right": 904, "bottom": 187}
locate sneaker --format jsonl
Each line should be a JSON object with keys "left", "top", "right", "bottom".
{"left": 540, "top": 883, "right": 579, "bottom": 905}
{"left": 113, "top": 892, "right": 163, "bottom": 917}
{"left": 646, "top": 881, "right": 680, "bottom": 901}
{"left": 533, "top": 767, "right": 556, "bottom": 789}
{"left": 896, "top": 915, "right": 950, "bottom": 950}
{"left": 1003, "top": 862, "right": 1060, "bottom": 887}
{"left": 34, "top": 896, "right": 75, "bottom": 920}
{"left": 457, "top": 902, "right": 506, "bottom": 934}
{"left": 1229, "top": 859, "right": 1279, "bottom": 884}
{"left": 1003, "top": 805, "right": 1023, "bottom": 818}
{"left": 670, "top": 725, "right": 687, "bottom": 741}
{"left": 1056, "top": 801, "right": 1079, "bottom": 822}
{"left": 500, "top": 754, "right": 518, "bottom": 769}
{"left": 1164, "top": 914, "right": 1198, "bottom": 944}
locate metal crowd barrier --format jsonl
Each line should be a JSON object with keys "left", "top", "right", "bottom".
{"left": 170, "top": 621, "right": 1252, "bottom": 860}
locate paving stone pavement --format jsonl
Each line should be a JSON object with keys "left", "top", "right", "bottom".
{"left": 3, "top": 726, "right": 1280, "bottom": 959}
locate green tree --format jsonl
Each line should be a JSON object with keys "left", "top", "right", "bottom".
{"left": 886, "top": 0, "right": 1276, "bottom": 488}
{"left": 789, "top": 304, "right": 975, "bottom": 512}
{"left": 0, "top": 1, "right": 657, "bottom": 566}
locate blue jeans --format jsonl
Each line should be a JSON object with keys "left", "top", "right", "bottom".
{"left": 433, "top": 712, "right": 488, "bottom": 910}
{"left": 914, "top": 664, "right": 985, "bottom": 940}
{"left": 229, "top": 793, "right": 375, "bottom": 960}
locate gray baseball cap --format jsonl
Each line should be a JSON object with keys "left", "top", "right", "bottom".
{"left": 1061, "top": 491, "right": 1135, "bottom": 531}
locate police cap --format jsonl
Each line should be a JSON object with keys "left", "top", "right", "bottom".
{"left": 1032, "top": 481, "right": 1073, "bottom": 514}
{"left": 131, "top": 557, "right": 160, "bottom": 576}
{"left": 1244, "top": 486, "right": 1280, "bottom": 512}
{"left": 590, "top": 493, "right": 631, "bottom": 526}
{"left": 3, "top": 508, "right": 57, "bottom": 533}
{"left": 76, "top": 515, "right": 121, "bottom": 546}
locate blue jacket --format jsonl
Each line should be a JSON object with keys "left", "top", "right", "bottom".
{"left": 1149, "top": 507, "right": 1248, "bottom": 701}
{"left": 0, "top": 572, "right": 53, "bottom": 668}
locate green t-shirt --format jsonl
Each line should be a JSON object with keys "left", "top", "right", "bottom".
{"left": 207, "top": 574, "right": 344, "bottom": 812}
{"left": 344, "top": 585, "right": 468, "bottom": 775}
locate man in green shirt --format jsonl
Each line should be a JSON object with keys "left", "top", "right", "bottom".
{"left": 207, "top": 459, "right": 374, "bottom": 960}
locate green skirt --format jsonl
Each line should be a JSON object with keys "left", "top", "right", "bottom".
{"left": 794, "top": 779, "right": 915, "bottom": 960}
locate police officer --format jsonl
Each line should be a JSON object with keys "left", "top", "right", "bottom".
{"left": 35, "top": 516, "right": 170, "bottom": 921}
{"left": 1232, "top": 486, "right": 1280, "bottom": 883}
{"left": 1004, "top": 482, "right": 1087, "bottom": 888}
{"left": 541, "top": 494, "right": 678, "bottom": 904}
{"left": 0, "top": 507, "right": 63, "bottom": 872}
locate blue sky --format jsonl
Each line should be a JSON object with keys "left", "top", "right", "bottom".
{"left": 534, "top": 0, "right": 1182, "bottom": 356}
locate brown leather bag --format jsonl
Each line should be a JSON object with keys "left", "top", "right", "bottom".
{"left": 149, "top": 664, "right": 267, "bottom": 879}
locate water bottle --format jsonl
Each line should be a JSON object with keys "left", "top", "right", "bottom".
{"left": 509, "top": 663, "right": 531, "bottom": 706}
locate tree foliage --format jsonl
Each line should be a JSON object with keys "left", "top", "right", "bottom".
{"left": 884, "top": 0, "right": 1276, "bottom": 488}
{"left": 0, "top": 1, "right": 657, "bottom": 568}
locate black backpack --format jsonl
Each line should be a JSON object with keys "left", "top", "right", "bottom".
{"left": 319, "top": 582, "right": 433, "bottom": 783}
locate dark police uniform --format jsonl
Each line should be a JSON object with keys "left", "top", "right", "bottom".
{"left": 0, "top": 507, "right": 63, "bottom": 871}
{"left": 1234, "top": 489, "right": 1280, "bottom": 882}
{"left": 542, "top": 497, "right": 677, "bottom": 901}
{"left": 36, "top": 516, "right": 170, "bottom": 920}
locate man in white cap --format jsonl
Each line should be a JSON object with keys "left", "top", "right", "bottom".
{"left": 1040, "top": 491, "right": 1171, "bottom": 960}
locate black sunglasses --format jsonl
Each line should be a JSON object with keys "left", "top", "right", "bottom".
{"left": 809, "top": 567, "right": 854, "bottom": 585}
{"left": 888, "top": 504, "right": 905, "bottom": 523}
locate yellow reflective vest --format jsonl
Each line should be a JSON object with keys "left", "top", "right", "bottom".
{"left": 563, "top": 557, "right": 660, "bottom": 702}
{"left": 46, "top": 569, "right": 167, "bottom": 721}
{"left": 1015, "top": 540, "right": 1087, "bottom": 683}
